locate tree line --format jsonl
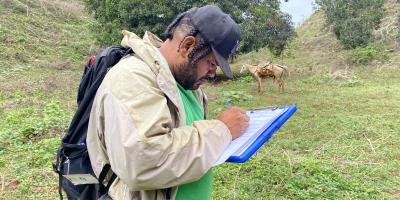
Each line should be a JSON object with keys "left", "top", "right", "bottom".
{"left": 84, "top": 0, "right": 388, "bottom": 57}
{"left": 84, "top": 0, "right": 296, "bottom": 57}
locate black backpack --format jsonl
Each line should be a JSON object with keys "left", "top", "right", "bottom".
{"left": 53, "top": 46, "right": 133, "bottom": 200}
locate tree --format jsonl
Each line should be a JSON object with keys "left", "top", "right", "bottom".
{"left": 85, "top": 0, "right": 296, "bottom": 56}
{"left": 239, "top": 11, "right": 296, "bottom": 56}
{"left": 316, "top": 0, "right": 385, "bottom": 49}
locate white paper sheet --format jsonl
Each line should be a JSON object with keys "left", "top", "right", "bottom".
{"left": 214, "top": 107, "right": 287, "bottom": 166}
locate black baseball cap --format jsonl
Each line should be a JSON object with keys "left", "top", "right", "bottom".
{"left": 186, "top": 5, "right": 241, "bottom": 79}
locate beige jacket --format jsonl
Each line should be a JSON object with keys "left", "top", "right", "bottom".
{"left": 86, "top": 31, "right": 232, "bottom": 200}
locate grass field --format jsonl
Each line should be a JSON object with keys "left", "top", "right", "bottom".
{"left": 207, "top": 65, "right": 400, "bottom": 199}
{"left": 0, "top": 0, "right": 399, "bottom": 199}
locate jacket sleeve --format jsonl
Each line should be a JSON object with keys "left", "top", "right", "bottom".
{"left": 91, "top": 66, "right": 232, "bottom": 191}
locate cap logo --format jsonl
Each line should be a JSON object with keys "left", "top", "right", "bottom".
{"left": 230, "top": 40, "right": 240, "bottom": 55}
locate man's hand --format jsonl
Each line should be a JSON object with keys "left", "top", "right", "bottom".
{"left": 217, "top": 107, "right": 250, "bottom": 140}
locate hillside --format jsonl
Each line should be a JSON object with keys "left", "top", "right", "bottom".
{"left": 211, "top": 2, "right": 399, "bottom": 198}
{"left": 232, "top": 0, "right": 399, "bottom": 74}
{"left": 0, "top": 0, "right": 95, "bottom": 198}
{"left": 0, "top": 0, "right": 399, "bottom": 199}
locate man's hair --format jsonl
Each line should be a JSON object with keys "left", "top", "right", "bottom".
{"left": 164, "top": 14, "right": 212, "bottom": 67}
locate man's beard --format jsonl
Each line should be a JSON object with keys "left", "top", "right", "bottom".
{"left": 173, "top": 61, "right": 201, "bottom": 90}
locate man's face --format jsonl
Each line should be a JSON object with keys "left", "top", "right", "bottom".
{"left": 174, "top": 53, "right": 217, "bottom": 90}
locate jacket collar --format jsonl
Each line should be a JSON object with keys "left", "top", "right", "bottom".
{"left": 120, "top": 30, "right": 187, "bottom": 125}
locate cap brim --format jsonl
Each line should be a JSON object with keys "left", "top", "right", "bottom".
{"left": 212, "top": 48, "right": 233, "bottom": 79}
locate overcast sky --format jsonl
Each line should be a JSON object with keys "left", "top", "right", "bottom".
{"left": 280, "top": 0, "right": 316, "bottom": 27}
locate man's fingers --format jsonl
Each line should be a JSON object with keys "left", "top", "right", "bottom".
{"left": 231, "top": 107, "right": 246, "bottom": 114}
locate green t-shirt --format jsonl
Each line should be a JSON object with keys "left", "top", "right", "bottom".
{"left": 175, "top": 84, "right": 213, "bottom": 200}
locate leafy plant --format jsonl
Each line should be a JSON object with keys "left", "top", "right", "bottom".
{"left": 3, "top": 100, "right": 68, "bottom": 141}
{"left": 302, "top": 74, "right": 331, "bottom": 85}
{"left": 351, "top": 45, "right": 381, "bottom": 65}
{"left": 222, "top": 90, "right": 253, "bottom": 105}
{"left": 239, "top": 2, "right": 296, "bottom": 56}
{"left": 317, "top": 0, "right": 385, "bottom": 49}
{"left": 84, "top": 0, "right": 295, "bottom": 56}
{"left": 238, "top": 75, "right": 254, "bottom": 83}
{"left": 335, "top": 17, "right": 373, "bottom": 49}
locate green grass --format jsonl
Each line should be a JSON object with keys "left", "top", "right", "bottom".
{"left": 0, "top": 0, "right": 93, "bottom": 199}
{"left": 0, "top": 0, "right": 399, "bottom": 199}
{"left": 208, "top": 66, "right": 400, "bottom": 199}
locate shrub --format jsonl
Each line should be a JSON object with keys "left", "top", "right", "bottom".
{"left": 85, "top": 0, "right": 295, "bottom": 56}
{"left": 2, "top": 100, "right": 68, "bottom": 141}
{"left": 335, "top": 18, "right": 373, "bottom": 49}
{"left": 317, "top": 0, "right": 385, "bottom": 49}
{"left": 351, "top": 45, "right": 381, "bottom": 65}
{"left": 222, "top": 91, "right": 253, "bottom": 105}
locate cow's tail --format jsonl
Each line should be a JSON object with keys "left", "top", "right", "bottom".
{"left": 277, "top": 65, "right": 290, "bottom": 79}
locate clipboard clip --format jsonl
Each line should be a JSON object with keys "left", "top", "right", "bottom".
{"left": 249, "top": 105, "right": 279, "bottom": 113}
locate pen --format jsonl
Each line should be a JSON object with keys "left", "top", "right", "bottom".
{"left": 250, "top": 106, "right": 279, "bottom": 113}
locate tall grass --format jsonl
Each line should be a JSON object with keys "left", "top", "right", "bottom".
{"left": 0, "top": 0, "right": 399, "bottom": 199}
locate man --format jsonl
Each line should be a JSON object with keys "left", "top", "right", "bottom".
{"left": 87, "top": 5, "right": 250, "bottom": 200}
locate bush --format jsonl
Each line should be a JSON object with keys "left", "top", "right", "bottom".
{"left": 1, "top": 0, "right": 27, "bottom": 14}
{"left": 317, "top": 0, "right": 385, "bottom": 49}
{"left": 85, "top": 0, "right": 295, "bottom": 56}
{"left": 335, "top": 18, "right": 373, "bottom": 49}
{"left": 222, "top": 91, "right": 253, "bottom": 105}
{"left": 2, "top": 100, "right": 68, "bottom": 141}
{"left": 351, "top": 45, "right": 381, "bottom": 65}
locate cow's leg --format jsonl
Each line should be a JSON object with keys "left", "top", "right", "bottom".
{"left": 257, "top": 77, "right": 263, "bottom": 94}
{"left": 277, "top": 79, "right": 283, "bottom": 93}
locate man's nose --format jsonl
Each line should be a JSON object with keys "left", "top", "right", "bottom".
{"left": 207, "top": 68, "right": 217, "bottom": 78}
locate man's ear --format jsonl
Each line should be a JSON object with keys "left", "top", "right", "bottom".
{"left": 178, "top": 36, "right": 196, "bottom": 57}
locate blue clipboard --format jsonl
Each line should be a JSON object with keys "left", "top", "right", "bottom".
{"left": 226, "top": 104, "right": 297, "bottom": 163}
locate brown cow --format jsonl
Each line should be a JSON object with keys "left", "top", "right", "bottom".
{"left": 240, "top": 62, "right": 290, "bottom": 93}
